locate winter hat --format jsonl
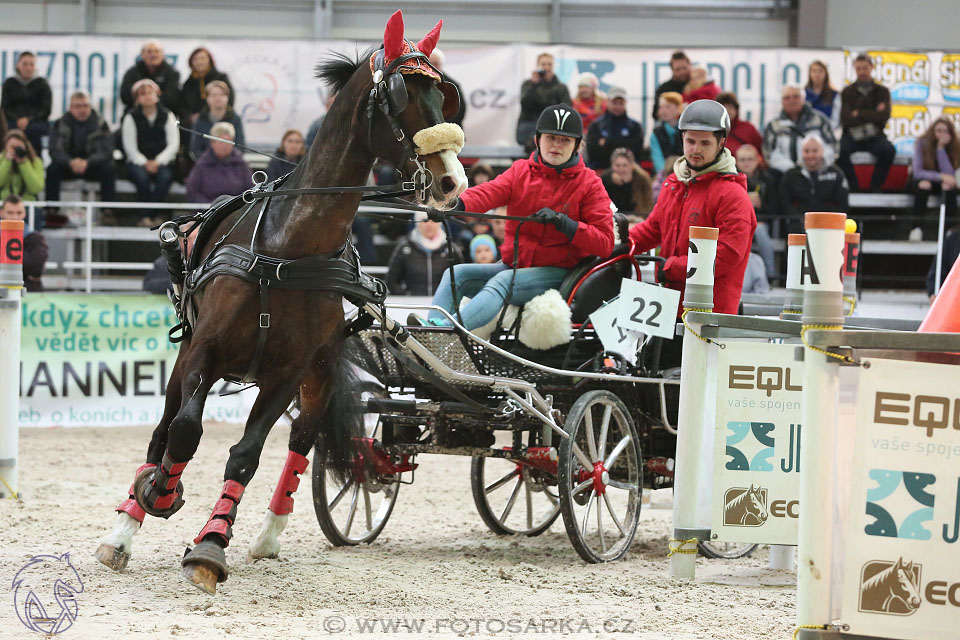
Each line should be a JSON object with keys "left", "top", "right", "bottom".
{"left": 469, "top": 234, "right": 497, "bottom": 261}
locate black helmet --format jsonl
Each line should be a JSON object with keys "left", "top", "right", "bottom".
{"left": 535, "top": 104, "right": 584, "bottom": 140}
{"left": 678, "top": 99, "right": 731, "bottom": 135}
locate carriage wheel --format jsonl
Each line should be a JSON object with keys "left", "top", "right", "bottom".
{"left": 558, "top": 390, "right": 642, "bottom": 563}
{"left": 312, "top": 383, "right": 400, "bottom": 546}
{"left": 697, "top": 540, "right": 758, "bottom": 559}
{"left": 470, "top": 455, "right": 561, "bottom": 536}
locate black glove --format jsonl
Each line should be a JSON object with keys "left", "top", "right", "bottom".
{"left": 655, "top": 261, "right": 669, "bottom": 284}
{"left": 425, "top": 198, "right": 464, "bottom": 222}
{"left": 530, "top": 207, "right": 578, "bottom": 240}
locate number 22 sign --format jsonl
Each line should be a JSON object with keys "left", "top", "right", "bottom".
{"left": 616, "top": 279, "right": 681, "bottom": 339}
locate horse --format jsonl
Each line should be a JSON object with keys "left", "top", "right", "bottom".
{"left": 859, "top": 557, "right": 922, "bottom": 614}
{"left": 95, "top": 10, "right": 467, "bottom": 594}
{"left": 723, "top": 485, "right": 768, "bottom": 526}
{"left": 13, "top": 553, "right": 85, "bottom": 634}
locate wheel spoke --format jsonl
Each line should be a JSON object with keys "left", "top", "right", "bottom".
{"left": 597, "top": 495, "right": 606, "bottom": 553}
{"left": 606, "top": 479, "right": 638, "bottom": 492}
{"left": 362, "top": 481, "right": 373, "bottom": 532}
{"left": 572, "top": 478, "right": 593, "bottom": 498}
{"left": 597, "top": 404, "right": 612, "bottom": 460}
{"left": 572, "top": 443, "right": 594, "bottom": 471}
{"left": 604, "top": 434, "right": 632, "bottom": 469}
{"left": 343, "top": 483, "right": 360, "bottom": 536}
{"left": 485, "top": 468, "right": 519, "bottom": 495}
{"left": 581, "top": 491, "right": 595, "bottom": 536}
{"left": 500, "top": 477, "right": 523, "bottom": 524}
{"left": 603, "top": 491, "right": 625, "bottom": 536}
{"left": 584, "top": 407, "right": 598, "bottom": 462}
{"left": 329, "top": 479, "right": 353, "bottom": 510}
{"left": 524, "top": 478, "right": 533, "bottom": 529}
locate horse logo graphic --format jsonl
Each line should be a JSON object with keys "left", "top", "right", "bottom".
{"left": 723, "top": 485, "right": 769, "bottom": 526}
{"left": 11, "top": 553, "right": 84, "bottom": 634}
{"left": 859, "top": 558, "right": 922, "bottom": 615}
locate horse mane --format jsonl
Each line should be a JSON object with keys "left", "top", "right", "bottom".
{"left": 725, "top": 490, "right": 748, "bottom": 510}
{"left": 315, "top": 47, "right": 376, "bottom": 93}
{"left": 862, "top": 562, "right": 900, "bottom": 593}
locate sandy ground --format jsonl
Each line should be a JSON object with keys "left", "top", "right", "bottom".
{"left": 0, "top": 424, "right": 796, "bottom": 639}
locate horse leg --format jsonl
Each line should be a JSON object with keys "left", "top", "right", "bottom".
{"left": 181, "top": 372, "right": 302, "bottom": 594}
{"left": 248, "top": 358, "right": 336, "bottom": 561}
{"left": 133, "top": 345, "right": 217, "bottom": 519}
{"left": 95, "top": 355, "right": 186, "bottom": 571}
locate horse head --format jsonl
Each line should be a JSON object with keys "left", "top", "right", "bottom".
{"left": 747, "top": 485, "right": 768, "bottom": 522}
{"left": 365, "top": 10, "right": 467, "bottom": 208}
{"left": 892, "top": 557, "right": 921, "bottom": 609}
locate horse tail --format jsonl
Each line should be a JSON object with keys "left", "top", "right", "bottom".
{"left": 317, "top": 336, "right": 366, "bottom": 485}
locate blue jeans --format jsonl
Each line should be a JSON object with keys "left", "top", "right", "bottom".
{"left": 429, "top": 262, "right": 568, "bottom": 330}
{"left": 753, "top": 222, "right": 776, "bottom": 279}
{"left": 126, "top": 163, "right": 174, "bottom": 203}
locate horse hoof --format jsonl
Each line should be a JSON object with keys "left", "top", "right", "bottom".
{"left": 133, "top": 466, "right": 185, "bottom": 519}
{"left": 181, "top": 541, "right": 228, "bottom": 594}
{"left": 94, "top": 543, "right": 130, "bottom": 571}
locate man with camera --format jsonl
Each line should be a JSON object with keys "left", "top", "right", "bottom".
{"left": 516, "top": 52, "right": 571, "bottom": 151}
{"left": 46, "top": 90, "right": 116, "bottom": 223}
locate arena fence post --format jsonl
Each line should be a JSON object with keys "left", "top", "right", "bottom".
{"left": 796, "top": 211, "right": 847, "bottom": 629}
{"left": 782, "top": 233, "right": 806, "bottom": 318}
{"left": 0, "top": 220, "right": 24, "bottom": 499}
{"left": 670, "top": 226, "right": 718, "bottom": 579}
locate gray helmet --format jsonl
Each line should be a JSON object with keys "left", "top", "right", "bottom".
{"left": 678, "top": 99, "right": 730, "bottom": 135}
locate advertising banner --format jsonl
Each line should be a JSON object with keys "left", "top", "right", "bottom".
{"left": 17, "top": 294, "right": 251, "bottom": 427}
{"left": 839, "top": 358, "right": 960, "bottom": 640}
{"left": 711, "top": 342, "right": 803, "bottom": 545}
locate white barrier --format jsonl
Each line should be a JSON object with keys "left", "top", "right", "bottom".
{"left": 0, "top": 220, "right": 24, "bottom": 498}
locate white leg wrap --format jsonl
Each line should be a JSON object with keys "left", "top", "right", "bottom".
{"left": 99, "top": 512, "right": 141, "bottom": 552}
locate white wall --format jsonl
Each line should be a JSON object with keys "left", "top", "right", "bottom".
{"left": 824, "top": 0, "right": 957, "bottom": 50}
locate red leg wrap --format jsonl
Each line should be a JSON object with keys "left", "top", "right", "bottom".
{"left": 268, "top": 450, "right": 309, "bottom": 516}
{"left": 116, "top": 463, "right": 155, "bottom": 523}
{"left": 194, "top": 480, "right": 246, "bottom": 546}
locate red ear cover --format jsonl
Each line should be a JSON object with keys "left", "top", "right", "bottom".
{"left": 383, "top": 10, "right": 406, "bottom": 62}
{"left": 416, "top": 20, "right": 443, "bottom": 57}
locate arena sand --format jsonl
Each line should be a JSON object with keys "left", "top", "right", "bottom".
{"left": 0, "top": 424, "right": 795, "bottom": 639}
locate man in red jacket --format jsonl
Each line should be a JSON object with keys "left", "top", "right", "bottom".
{"left": 420, "top": 104, "right": 615, "bottom": 330}
{"left": 629, "top": 99, "right": 755, "bottom": 316}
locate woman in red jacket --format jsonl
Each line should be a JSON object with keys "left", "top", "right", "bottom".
{"left": 629, "top": 100, "right": 755, "bottom": 316}
{"left": 422, "top": 105, "right": 615, "bottom": 330}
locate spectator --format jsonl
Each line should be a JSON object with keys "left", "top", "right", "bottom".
{"left": 762, "top": 84, "right": 836, "bottom": 176}
{"left": 837, "top": 54, "right": 895, "bottom": 193}
{"left": 1, "top": 52, "right": 52, "bottom": 154}
{"left": 428, "top": 49, "right": 466, "bottom": 126}
{"left": 469, "top": 234, "right": 497, "bottom": 264}
{"left": 190, "top": 81, "right": 245, "bottom": 159}
{"left": 585, "top": 86, "right": 643, "bottom": 170}
{"left": 143, "top": 256, "right": 173, "bottom": 294}
{"left": 652, "top": 50, "right": 691, "bottom": 121}
{"left": 489, "top": 213, "right": 507, "bottom": 245}
{"left": 741, "top": 244, "right": 770, "bottom": 295}
{"left": 650, "top": 92, "right": 683, "bottom": 174}
{"left": 47, "top": 90, "right": 116, "bottom": 226}
{"left": 601, "top": 148, "right": 653, "bottom": 215}
{"left": 186, "top": 122, "right": 252, "bottom": 204}
{"left": 735, "top": 144, "right": 778, "bottom": 278}
{"left": 120, "top": 40, "right": 181, "bottom": 113}
{"left": 805, "top": 60, "right": 841, "bottom": 130}
{"left": 305, "top": 92, "right": 337, "bottom": 149}
{"left": 780, "top": 134, "right": 849, "bottom": 235}
{"left": 516, "top": 53, "right": 571, "bottom": 150}
{"left": 572, "top": 72, "right": 606, "bottom": 132}
{"left": 0, "top": 130, "right": 44, "bottom": 202}
{"left": 716, "top": 92, "right": 763, "bottom": 160}
{"left": 1, "top": 195, "right": 47, "bottom": 292}
{"left": 265, "top": 129, "right": 305, "bottom": 181}
{"left": 682, "top": 66, "right": 720, "bottom": 104}
{"left": 122, "top": 79, "right": 179, "bottom": 224}
{"left": 178, "top": 47, "right": 234, "bottom": 125}
{"left": 927, "top": 225, "right": 960, "bottom": 302}
{"left": 652, "top": 154, "right": 679, "bottom": 203}
{"left": 911, "top": 117, "right": 958, "bottom": 238}
{"left": 387, "top": 212, "right": 463, "bottom": 295}
{"left": 469, "top": 163, "right": 495, "bottom": 186}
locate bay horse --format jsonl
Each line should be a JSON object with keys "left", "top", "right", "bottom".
{"left": 95, "top": 10, "right": 467, "bottom": 594}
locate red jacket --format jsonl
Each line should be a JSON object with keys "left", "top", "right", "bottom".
{"left": 459, "top": 153, "right": 615, "bottom": 269}
{"left": 629, "top": 165, "right": 756, "bottom": 315}
{"left": 724, "top": 117, "right": 764, "bottom": 161}
{"left": 683, "top": 81, "right": 720, "bottom": 104}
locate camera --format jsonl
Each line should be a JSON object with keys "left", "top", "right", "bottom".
{"left": 13, "top": 146, "right": 27, "bottom": 159}
{"left": 536, "top": 68, "right": 546, "bottom": 77}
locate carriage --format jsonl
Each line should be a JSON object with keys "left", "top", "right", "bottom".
{"left": 307, "top": 223, "right": 685, "bottom": 563}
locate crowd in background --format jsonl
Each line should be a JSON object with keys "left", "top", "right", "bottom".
{"left": 1, "top": 41, "right": 956, "bottom": 298}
